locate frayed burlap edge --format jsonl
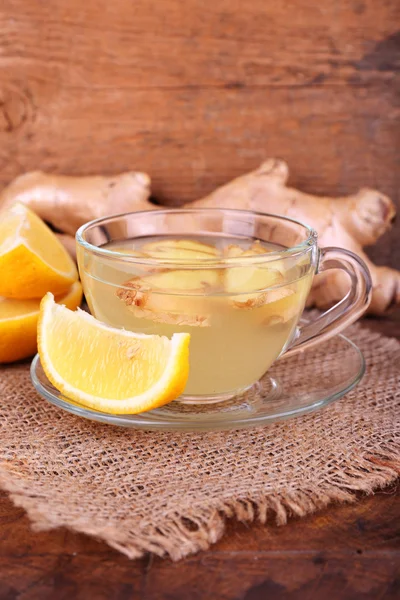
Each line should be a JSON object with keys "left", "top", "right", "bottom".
{"left": 1, "top": 449, "right": 399, "bottom": 561}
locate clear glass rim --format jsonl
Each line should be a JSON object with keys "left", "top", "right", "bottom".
{"left": 76, "top": 208, "right": 318, "bottom": 266}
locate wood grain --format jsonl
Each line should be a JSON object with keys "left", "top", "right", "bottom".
{"left": 0, "top": 484, "right": 398, "bottom": 599}
{"left": 0, "top": 1, "right": 399, "bottom": 267}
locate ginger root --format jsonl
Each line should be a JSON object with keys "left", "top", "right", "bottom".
{"left": 0, "top": 170, "right": 152, "bottom": 252}
{"left": 192, "top": 159, "right": 399, "bottom": 315}
{"left": 1, "top": 159, "right": 398, "bottom": 315}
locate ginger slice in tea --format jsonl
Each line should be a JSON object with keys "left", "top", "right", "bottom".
{"left": 125, "top": 305, "right": 211, "bottom": 327}
{"left": 261, "top": 274, "right": 313, "bottom": 325}
{"left": 223, "top": 240, "right": 270, "bottom": 258}
{"left": 223, "top": 243, "right": 284, "bottom": 308}
{"left": 140, "top": 239, "right": 219, "bottom": 261}
{"left": 117, "top": 268, "right": 222, "bottom": 327}
{"left": 261, "top": 288, "right": 297, "bottom": 325}
{"left": 117, "top": 280, "right": 149, "bottom": 308}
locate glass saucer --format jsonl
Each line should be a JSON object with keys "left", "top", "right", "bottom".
{"left": 30, "top": 332, "right": 365, "bottom": 432}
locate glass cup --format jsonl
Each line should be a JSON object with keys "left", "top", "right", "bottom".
{"left": 76, "top": 209, "right": 371, "bottom": 403}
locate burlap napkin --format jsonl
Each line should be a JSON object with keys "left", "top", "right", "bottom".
{"left": 0, "top": 324, "right": 399, "bottom": 561}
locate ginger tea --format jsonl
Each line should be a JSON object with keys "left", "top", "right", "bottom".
{"left": 80, "top": 236, "right": 314, "bottom": 398}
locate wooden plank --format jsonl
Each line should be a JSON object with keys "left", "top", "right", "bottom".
{"left": 0, "top": 1, "right": 398, "bottom": 201}
{"left": 0, "top": 0, "right": 398, "bottom": 89}
{"left": 0, "top": 84, "right": 398, "bottom": 199}
{"left": 0, "top": 483, "right": 399, "bottom": 599}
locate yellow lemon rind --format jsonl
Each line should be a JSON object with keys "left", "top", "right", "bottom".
{"left": 0, "top": 282, "right": 83, "bottom": 363}
{"left": 0, "top": 203, "right": 78, "bottom": 299}
{"left": 0, "top": 244, "right": 77, "bottom": 299}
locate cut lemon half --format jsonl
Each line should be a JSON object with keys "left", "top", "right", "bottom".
{"left": 38, "top": 293, "right": 190, "bottom": 414}
{"left": 0, "top": 282, "right": 82, "bottom": 363}
{"left": 0, "top": 203, "right": 78, "bottom": 298}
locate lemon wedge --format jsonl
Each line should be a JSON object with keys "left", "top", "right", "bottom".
{"left": 0, "top": 282, "right": 82, "bottom": 363}
{"left": 0, "top": 203, "right": 78, "bottom": 298}
{"left": 38, "top": 293, "right": 190, "bottom": 414}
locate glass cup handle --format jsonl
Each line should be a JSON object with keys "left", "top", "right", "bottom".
{"left": 284, "top": 247, "right": 372, "bottom": 357}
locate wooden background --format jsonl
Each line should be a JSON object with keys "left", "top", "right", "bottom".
{"left": 0, "top": 0, "right": 399, "bottom": 269}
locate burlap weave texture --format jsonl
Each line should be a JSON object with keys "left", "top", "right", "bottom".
{"left": 0, "top": 324, "right": 399, "bottom": 561}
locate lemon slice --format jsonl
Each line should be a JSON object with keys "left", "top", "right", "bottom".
{"left": 38, "top": 293, "right": 190, "bottom": 414}
{"left": 0, "top": 282, "right": 82, "bottom": 363}
{"left": 0, "top": 203, "right": 78, "bottom": 298}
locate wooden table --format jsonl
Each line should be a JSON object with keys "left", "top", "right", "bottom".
{"left": 1, "top": 315, "right": 399, "bottom": 600}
